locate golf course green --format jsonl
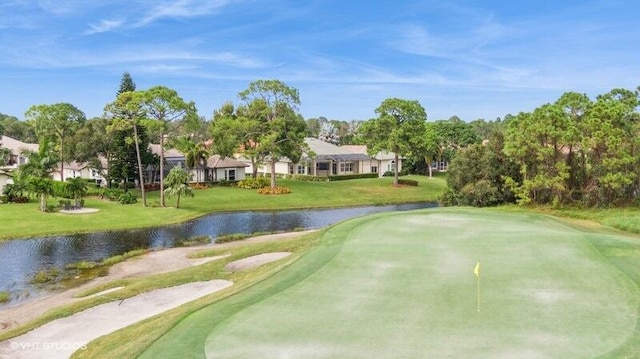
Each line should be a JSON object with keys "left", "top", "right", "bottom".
{"left": 137, "top": 209, "right": 640, "bottom": 358}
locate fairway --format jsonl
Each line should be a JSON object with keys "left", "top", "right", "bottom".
{"left": 139, "top": 209, "right": 640, "bottom": 358}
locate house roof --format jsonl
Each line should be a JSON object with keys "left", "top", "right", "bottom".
{"left": 305, "top": 138, "right": 373, "bottom": 162}
{"left": 206, "top": 155, "right": 249, "bottom": 169}
{"left": 341, "top": 144, "right": 400, "bottom": 160}
{"left": 0, "top": 135, "right": 38, "bottom": 154}
{"left": 149, "top": 144, "right": 183, "bottom": 158}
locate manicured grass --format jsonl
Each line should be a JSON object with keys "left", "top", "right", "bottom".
{"left": 96, "top": 208, "right": 640, "bottom": 358}
{"left": 0, "top": 175, "right": 446, "bottom": 240}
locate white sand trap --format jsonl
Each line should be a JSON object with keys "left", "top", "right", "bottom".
{"left": 59, "top": 208, "right": 99, "bottom": 214}
{"left": 0, "top": 280, "right": 232, "bottom": 359}
{"left": 225, "top": 252, "right": 292, "bottom": 272}
{"left": 84, "top": 286, "right": 124, "bottom": 299}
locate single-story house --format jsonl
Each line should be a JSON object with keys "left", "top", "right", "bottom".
{"left": 244, "top": 138, "right": 402, "bottom": 178}
{"left": 341, "top": 145, "right": 403, "bottom": 177}
{"left": 149, "top": 144, "right": 248, "bottom": 182}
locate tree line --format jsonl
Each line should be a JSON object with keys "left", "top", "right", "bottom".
{"left": 3, "top": 72, "right": 637, "bottom": 209}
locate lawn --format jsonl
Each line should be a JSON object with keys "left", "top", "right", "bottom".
{"left": 95, "top": 208, "right": 640, "bottom": 358}
{"left": 0, "top": 175, "right": 446, "bottom": 240}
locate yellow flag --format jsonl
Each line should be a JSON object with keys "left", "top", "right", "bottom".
{"left": 474, "top": 261, "right": 480, "bottom": 277}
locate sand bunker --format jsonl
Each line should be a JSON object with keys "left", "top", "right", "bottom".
{"left": 0, "top": 280, "right": 232, "bottom": 359}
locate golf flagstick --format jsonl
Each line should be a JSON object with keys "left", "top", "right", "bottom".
{"left": 474, "top": 261, "right": 480, "bottom": 312}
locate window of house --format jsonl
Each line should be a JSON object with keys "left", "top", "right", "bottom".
{"left": 289, "top": 164, "right": 295, "bottom": 174}
{"left": 317, "top": 162, "right": 329, "bottom": 171}
{"left": 297, "top": 165, "right": 306, "bottom": 174}
{"left": 340, "top": 162, "right": 353, "bottom": 172}
{"left": 387, "top": 161, "right": 396, "bottom": 172}
{"left": 225, "top": 169, "right": 236, "bottom": 181}
{"left": 371, "top": 165, "right": 378, "bottom": 173}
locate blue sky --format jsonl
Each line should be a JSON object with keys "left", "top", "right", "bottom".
{"left": 1, "top": 0, "right": 638, "bottom": 122}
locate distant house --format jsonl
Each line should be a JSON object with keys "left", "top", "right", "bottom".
{"left": 0, "top": 135, "right": 38, "bottom": 170}
{"left": 148, "top": 144, "right": 248, "bottom": 182}
{"left": 341, "top": 145, "right": 403, "bottom": 177}
{"left": 51, "top": 160, "right": 108, "bottom": 185}
{"left": 244, "top": 138, "right": 402, "bottom": 178}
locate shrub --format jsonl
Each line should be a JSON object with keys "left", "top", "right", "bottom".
{"left": 257, "top": 186, "right": 291, "bottom": 195}
{"left": 382, "top": 171, "right": 394, "bottom": 177}
{"left": 189, "top": 182, "right": 208, "bottom": 190}
{"left": 290, "top": 174, "right": 326, "bottom": 182}
{"left": 237, "top": 176, "right": 270, "bottom": 189}
{"left": 102, "top": 188, "right": 125, "bottom": 201}
{"left": 117, "top": 192, "right": 137, "bottom": 204}
{"left": 461, "top": 180, "right": 501, "bottom": 207}
{"left": 328, "top": 173, "right": 379, "bottom": 181}
{"left": 58, "top": 199, "right": 72, "bottom": 210}
{"left": 397, "top": 179, "right": 419, "bottom": 186}
{"left": 0, "top": 291, "right": 9, "bottom": 303}
{"left": 0, "top": 195, "right": 7, "bottom": 203}
{"left": 52, "top": 181, "right": 70, "bottom": 198}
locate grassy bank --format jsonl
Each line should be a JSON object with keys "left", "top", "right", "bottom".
{"left": 0, "top": 175, "right": 446, "bottom": 240}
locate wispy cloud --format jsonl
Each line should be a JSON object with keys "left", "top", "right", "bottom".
{"left": 137, "top": 0, "right": 235, "bottom": 26}
{"left": 85, "top": 19, "right": 124, "bottom": 35}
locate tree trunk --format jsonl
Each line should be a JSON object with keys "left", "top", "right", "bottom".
{"left": 252, "top": 158, "right": 258, "bottom": 178}
{"left": 270, "top": 159, "right": 277, "bottom": 189}
{"left": 133, "top": 123, "right": 147, "bottom": 207}
{"left": 425, "top": 156, "right": 433, "bottom": 178}
{"left": 40, "top": 194, "right": 47, "bottom": 212}
{"left": 60, "top": 141, "right": 65, "bottom": 182}
{"left": 393, "top": 153, "right": 399, "bottom": 186}
{"left": 176, "top": 194, "right": 181, "bottom": 209}
{"left": 160, "top": 133, "right": 165, "bottom": 207}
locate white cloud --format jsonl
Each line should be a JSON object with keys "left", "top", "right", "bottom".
{"left": 85, "top": 19, "right": 125, "bottom": 35}
{"left": 137, "top": 0, "right": 235, "bottom": 26}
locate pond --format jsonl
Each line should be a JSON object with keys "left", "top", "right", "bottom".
{"left": 0, "top": 202, "right": 436, "bottom": 307}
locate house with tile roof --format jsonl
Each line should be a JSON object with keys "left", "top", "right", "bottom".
{"left": 243, "top": 138, "right": 402, "bottom": 178}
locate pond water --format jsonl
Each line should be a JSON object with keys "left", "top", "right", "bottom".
{"left": 0, "top": 202, "right": 436, "bottom": 307}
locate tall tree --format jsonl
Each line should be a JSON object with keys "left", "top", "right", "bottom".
{"left": 118, "top": 71, "right": 136, "bottom": 94}
{"left": 25, "top": 103, "right": 86, "bottom": 181}
{"left": 105, "top": 91, "right": 150, "bottom": 206}
{"left": 359, "top": 98, "right": 427, "bottom": 185}
{"left": 141, "top": 86, "right": 197, "bottom": 207}
{"left": 237, "top": 80, "right": 307, "bottom": 189}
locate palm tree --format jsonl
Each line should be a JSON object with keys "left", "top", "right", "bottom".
{"left": 28, "top": 177, "right": 54, "bottom": 211}
{"left": 163, "top": 167, "right": 193, "bottom": 208}
{"left": 18, "top": 139, "right": 58, "bottom": 212}
{"left": 172, "top": 136, "right": 210, "bottom": 183}
{"left": 66, "top": 177, "right": 88, "bottom": 208}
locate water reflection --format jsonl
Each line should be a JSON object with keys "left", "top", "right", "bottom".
{"left": 0, "top": 202, "right": 435, "bottom": 306}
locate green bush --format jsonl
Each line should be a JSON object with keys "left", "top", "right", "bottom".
{"left": 237, "top": 176, "right": 270, "bottom": 189}
{"left": 397, "top": 179, "right": 419, "bottom": 186}
{"left": 52, "top": 181, "right": 70, "bottom": 198}
{"left": 0, "top": 195, "right": 7, "bottom": 203}
{"left": 328, "top": 173, "right": 379, "bottom": 181}
{"left": 0, "top": 291, "right": 9, "bottom": 303}
{"left": 382, "top": 171, "right": 394, "bottom": 177}
{"left": 117, "top": 192, "right": 137, "bottom": 204}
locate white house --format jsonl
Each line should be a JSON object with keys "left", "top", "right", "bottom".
{"left": 149, "top": 144, "right": 248, "bottom": 182}
{"left": 244, "top": 138, "right": 402, "bottom": 178}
